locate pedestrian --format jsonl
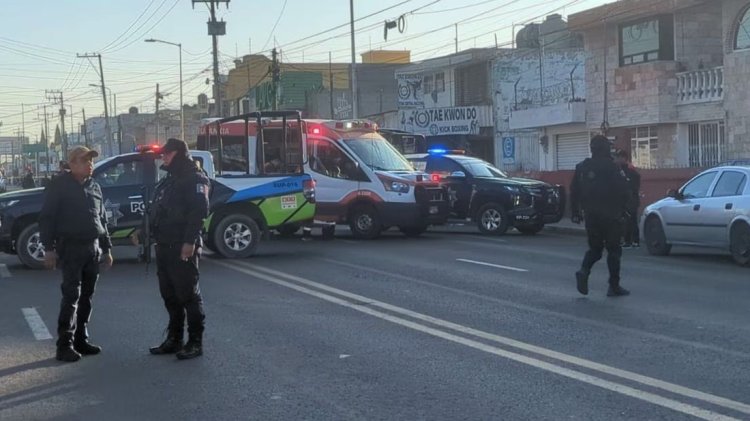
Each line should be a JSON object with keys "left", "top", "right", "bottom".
{"left": 39, "top": 146, "right": 114, "bottom": 363}
{"left": 570, "top": 135, "right": 632, "bottom": 297}
{"left": 614, "top": 150, "right": 641, "bottom": 248}
{"left": 148, "top": 138, "right": 209, "bottom": 360}
{"left": 22, "top": 169, "right": 35, "bottom": 189}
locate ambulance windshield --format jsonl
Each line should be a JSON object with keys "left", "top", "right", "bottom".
{"left": 344, "top": 134, "right": 414, "bottom": 172}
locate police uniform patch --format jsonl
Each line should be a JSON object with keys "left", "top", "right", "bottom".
{"left": 196, "top": 183, "right": 208, "bottom": 198}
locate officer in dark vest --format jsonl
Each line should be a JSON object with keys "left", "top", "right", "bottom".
{"left": 40, "top": 146, "right": 113, "bottom": 362}
{"left": 570, "top": 135, "right": 632, "bottom": 297}
{"left": 148, "top": 138, "right": 210, "bottom": 360}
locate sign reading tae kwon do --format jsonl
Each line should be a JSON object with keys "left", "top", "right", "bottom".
{"left": 399, "top": 106, "right": 483, "bottom": 136}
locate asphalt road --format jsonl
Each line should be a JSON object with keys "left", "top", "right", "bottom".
{"left": 1, "top": 227, "right": 749, "bottom": 421}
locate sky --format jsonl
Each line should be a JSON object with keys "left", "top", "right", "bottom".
{"left": 0, "top": 0, "right": 611, "bottom": 141}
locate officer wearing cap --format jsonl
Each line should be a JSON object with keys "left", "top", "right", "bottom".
{"left": 570, "top": 135, "right": 632, "bottom": 297}
{"left": 39, "top": 146, "right": 113, "bottom": 363}
{"left": 148, "top": 138, "right": 210, "bottom": 360}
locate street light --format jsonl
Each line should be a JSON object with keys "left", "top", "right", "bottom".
{"left": 145, "top": 38, "right": 184, "bottom": 143}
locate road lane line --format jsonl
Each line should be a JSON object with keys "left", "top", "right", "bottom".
{"left": 236, "top": 261, "right": 750, "bottom": 417}
{"left": 216, "top": 260, "right": 742, "bottom": 421}
{"left": 0, "top": 264, "right": 11, "bottom": 278}
{"left": 21, "top": 308, "right": 52, "bottom": 340}
{"left": 456, "top": 258, "right": 528, "bottom": 273}
{"left": 323, "top": 258, "right": 750, "bottom": 360}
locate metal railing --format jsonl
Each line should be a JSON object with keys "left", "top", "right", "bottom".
{"left": 677, "top": 66, "right": 724, "bottom": 104}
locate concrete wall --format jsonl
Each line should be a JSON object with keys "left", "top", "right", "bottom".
{"left": 675, "top": 3, "right": 725, "bottom": 71}
{"left": 723, "top": 0, "right": 750, "bottom": 159}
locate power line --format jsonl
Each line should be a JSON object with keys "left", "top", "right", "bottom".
{"left": 260, "top": 0, "right": 289, "bottom": 53}
{"left": 99, "top": 0, "right": 160, "bottom": 52}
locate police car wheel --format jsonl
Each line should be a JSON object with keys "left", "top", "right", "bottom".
{"left": 477, "top": 203, "right": 509, "bottom": 235}
{"left": 349, "top": 205, "right": 382, "bottom": 240}
{"left": 644, "top": 216, "right": 671, "bottom": 256}
{"left": 213, "top": 214, "right": 261, "bottom": 259}
{"left": 18, "top": 223, "right": 46, "bottom": 270}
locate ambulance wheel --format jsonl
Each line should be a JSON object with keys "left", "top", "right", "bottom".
{"left": 213, "top": 214, "right": 261, "bottom": 259}
{"left": 349, "top": 205, "right": 382, "bottom": 240}
{"left": 18, "top": 223, "right": 46, "bottom": 270}
{"left": 400, "top": 225, "right": 427, "bottom": 237}
{"left": 276, "top": 224, "right": 301, "bottom": 237}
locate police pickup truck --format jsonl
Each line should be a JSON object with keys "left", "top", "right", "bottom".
{"left": 406, "top": 150, "right": 565, "bottom": 235}
{"left": 0, "top": 140, "right": 315, "bottom": 268}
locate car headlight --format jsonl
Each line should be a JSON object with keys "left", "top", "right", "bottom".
{"left": 504, "top": 185, "right": 521, "bottom": 194}
{"left": 386, "top": 181, "right": 410, "bottom": 194}
{"left": 0, "top": 200, "right": 19, "bottom": 209}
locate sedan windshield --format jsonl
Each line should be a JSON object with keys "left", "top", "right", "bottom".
{"left": 460, "top": 159, "right": 508, "bottom": 178}
{"left": 343, "top": 134, "right": 414, "bottom": 172}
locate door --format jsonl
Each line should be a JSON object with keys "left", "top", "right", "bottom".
{"left": 556, "top": 132, "right": 590, "bottom": 170}
{"left": 306, "top": 138, "right": 369, "bottom": 221}
{"left": 702, "top": 170, "right": 748, "bottom": 246}
{"left": 660, "top": 171, "right": 718, "bottom": 244}
{"left": 94, "top": 155, "right": 154, "bottom": 232}
{"left": 425, "top": 157, "right": 470, "bottom": 218}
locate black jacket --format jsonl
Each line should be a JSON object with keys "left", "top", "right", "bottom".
{"left": 151, "top": 156, "right": 210, "bottom": 245}
{"left": 39, "top": 172, "right": 112, "bottom": 253}
{"left": 22, "top": 174, "right": 35, "bottom": 189}
{"left": 570, "top": 155, "right": 631, "bottom": 220}
{"left": 621, "top": 164, "right": 641, "bottom": 209}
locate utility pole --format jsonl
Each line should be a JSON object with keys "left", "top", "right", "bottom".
{"left": 156, "top": 83, "right": 162, "bottom": 143}
{"left": 271, "top": 48, "right": 280, "bottom": 111}
{"left": 68, "top": 105, "right": 74, "bottom": 144}
{"left": 38, "top": 106, "right": 51, "bottom": 173}
{"left": 349, "top": 0, "right": 358, "bottom": 119}
{"left": 329, "top": 52, "right": 334, "bottom": 118}
{"left": 193, "top": 0, "right": 230, "bottom": 117}
{"left": 21, "top": 104, "right": 25, "bottom": 144}
{"left": 455, "top": 24, "right": 459, "bottom": 53}
{"left": 78, "top": 53, "right": 112, "bottom": 156}
{"left": 82, "top": 108, "right": 89, "bottom": 148}
{"left": 46, "top": 90, "right": 67, "bottom": 160}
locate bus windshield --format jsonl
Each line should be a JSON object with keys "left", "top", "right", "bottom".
{"left": 343, "top": 134, "right": 414, "bottom": 172}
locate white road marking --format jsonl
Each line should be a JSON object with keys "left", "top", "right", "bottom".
{"left": 323, "top": 258, "right": 750, "bottom": 360}
{"left": 217, "top": 260, "right": 744, "bottom": 421}
{"left": 0, "top": 264, "right": 11, "bottom": 277}
{"left": 21, "top": 307, "right": 53, "bottom": 340}
{"left": 456, "top": 258, "right": 528, "bottom": 273}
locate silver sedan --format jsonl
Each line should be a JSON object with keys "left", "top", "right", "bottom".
{"left": 642, "top": 166, "right": 750, "bottom": 266}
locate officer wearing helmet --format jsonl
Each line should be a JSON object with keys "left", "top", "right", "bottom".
{"left": 570, "top": 135, "right": 632, "bottom": 297}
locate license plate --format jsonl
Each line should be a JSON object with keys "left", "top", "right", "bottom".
{"left": 429, "top": 206, "right": 439, "bottom": 215}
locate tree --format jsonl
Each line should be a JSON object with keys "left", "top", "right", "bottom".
{"left": 54, "top": 125, "right": 61, "bottom": 146}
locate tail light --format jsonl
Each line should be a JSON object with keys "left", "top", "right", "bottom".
{"left": 303, "top": 179, "right": 316, "bottom": 203}
{"left": 431, "top": 173, "right": 441, "bottom": 182}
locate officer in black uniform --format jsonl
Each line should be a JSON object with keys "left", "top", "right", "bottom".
{"left": 40, "top": 146, "right": 113, "bottom": 363}
{"left": 148, "top": 138, "right": 210, "bottom": 360}
{"left": 570, "top": 135, "right": 631, "bottom": 297}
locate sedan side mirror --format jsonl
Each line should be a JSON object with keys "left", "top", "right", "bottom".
{"left": 667, "top": 189, "right": 683, "bottom": 200}
{"left": 449, "top": 171, "right": 466, "bottom": 179}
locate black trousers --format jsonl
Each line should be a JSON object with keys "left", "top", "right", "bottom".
{"left": 57, "top": 240, "right": 100, "bottom": 348}
{"left": 581, "top": 213, "right": 623, "bottom": 284}
{"left": 623, "top": 209, "right": 640, "bottom": 244}
{"left": 155, "top": 244, "right": 205, "bottom": 338}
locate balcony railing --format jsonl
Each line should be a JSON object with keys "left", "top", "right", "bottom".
{"left": 677, "top": 67, "right": 723, "bottom": 104}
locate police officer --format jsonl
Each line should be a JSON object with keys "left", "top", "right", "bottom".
{"left": 570, "top": 135, "right": 631, "bottom": 297}
{"left": 39, "top": 146, "right": 113, "bottom": 363}
{"left": 148, "top": 138, "right": 209, "bottom": 360}
{"left": 614, "top": 150, "right": 642, "bottom": 248}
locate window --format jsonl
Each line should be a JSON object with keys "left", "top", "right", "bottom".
{"left": 712, "top": 171, "right": 747, "bottom": 197}
{"left": 435, "top": 72, "right": 446, "bottom": 93}
{"left": 423, "top": 75, "right": 434, "bottom": 97}
{"left": 619, "top": 16, "right": 674, "bottom": 66}
{"left": 630, "top": 126, "right": 659, "bottom": 168}
{"left": 458, "top": 159, "right": 508, "bottom": 178}
{"left": 95, "top": 160, "right": 144, "bottom": 187}
{"left": 681, "top": 171, "right": 717, "bottom": 199}
{"left": 736, "top": 7, "right": 750, "bottom": 50}
{"left": 344, "top": 134, "right": 414, "bottom": 172}
{"left": 308, "top": 139, "right": 366, "bottom": 181}
{"left": 426, "top": 157, "right": 463, "bottom": 176}
{"left": 689, "top": 121, "right": 725, "bottom": 167}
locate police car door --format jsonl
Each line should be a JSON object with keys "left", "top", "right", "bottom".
{"left": 93, "top": 154, "right": 154, "bottom": 231}
{"left": 427, "top": 156, "right": 470, "bottom": 218}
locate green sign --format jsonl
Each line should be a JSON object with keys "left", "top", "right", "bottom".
{"left": 22, "top": 143, "right": 46, "bottom": 153}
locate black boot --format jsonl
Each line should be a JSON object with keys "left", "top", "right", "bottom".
{"left": 575, "top": 270, "right": 589, "bottom": 295}
{"left": 150, "top": 334, "right": 183, "bottom": 355}
{"left": 176, "top": 335, "right": 202, "bottom": 360}
{"left": 74, "top": 340, "right": 102, "bottom": 355}
{"left": 56, "top": 346, "right": 81, "bottom": 363}
{"left": 607, "top": 281, "right": 630, "bottom": 297}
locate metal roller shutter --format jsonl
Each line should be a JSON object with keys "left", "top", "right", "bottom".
{"left": 556, "top": 132, "right": 590, "bottom": 170}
